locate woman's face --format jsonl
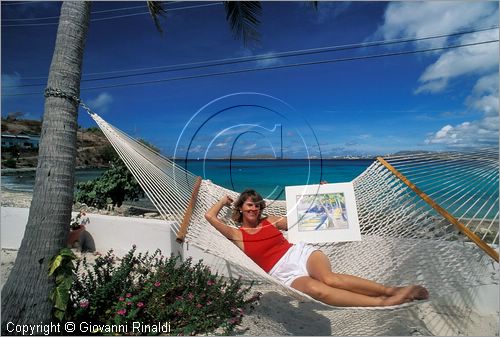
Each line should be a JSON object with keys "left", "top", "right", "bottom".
{"left": 240, "top": 196, "right": 262, "bottom": 224}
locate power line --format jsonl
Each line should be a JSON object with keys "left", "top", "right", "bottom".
{"left": 5, "top": 39, "right": 497, "bottom": 97}
{"left": 1, "top": 1, "right": 40, "bottom": 6}
{"left": 2, "top": 2, "right": 222, "bottom": 27}
{"left": 9, "top": 26, "right": 498, "bottom": 86}
{"left": 3, "top": 4, "right": 148, "bottom": 21}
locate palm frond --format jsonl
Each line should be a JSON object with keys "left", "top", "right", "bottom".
{"left": 224, "top": 1, "right": 262, "bottom": 46}
{"left": 147, "top": 1, "right": 167, "bottom": 34}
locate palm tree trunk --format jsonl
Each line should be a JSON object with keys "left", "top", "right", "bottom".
{"left": 1, "top": 2, "right": 90, "bottom": 332}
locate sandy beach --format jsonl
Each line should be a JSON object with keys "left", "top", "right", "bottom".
{"left": 1, "top": 188, "right": 499, "bottom": 336}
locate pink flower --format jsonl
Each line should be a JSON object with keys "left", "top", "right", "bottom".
{"left": 188, "top": 292, "right": 194, "bottom": 300}
{"left": 207, "top": 280, "right": 215, "bottom": 286}
{"left": 117, "top": 309, "right": 127, "bottom": 316}
{"left": 175, "top": 296, "right": 183, "bottom": 301}
{"left": 228, "top": 317, "right": 240, "bottom": 324}
{"left": 154, "top": 281, "right": 161, "bottom": 287}
{"left": 79, "top": 300, "right": 89, "bottom": 308}
{"left": 118, "top": 297, "right": 125, "bottom": 302}
{"left": 196, "top": 303, "right": 203, "bottom": 308}
{"left": 126, "top": 301, "right": 133, "bottom": 306}
{"left": 207, "top": 301, "right": 212, "bottom": 305}
{"left": 137, "top": 302, "right": 144, "bottom": 308}
{"left": 126, "top": 293, "right": 132, "bottom": 298}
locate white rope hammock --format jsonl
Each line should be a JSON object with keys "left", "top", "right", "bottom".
{"left": 89, "top": 112, "right": 498, "bottom": 313}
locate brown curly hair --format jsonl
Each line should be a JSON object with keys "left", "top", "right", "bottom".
{"left": 231, "top": 189, "right": 266, "bottom": 223}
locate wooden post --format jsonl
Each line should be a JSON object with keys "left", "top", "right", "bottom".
{"left": 176, "top": 176, "right": 202, "bottom": 243}
{"left": 377, "top": 157, "right": 499, "bottom": 262}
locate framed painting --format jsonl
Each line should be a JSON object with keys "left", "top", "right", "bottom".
{"left": 285, "top": 182, "right": 361, "bottom": 244}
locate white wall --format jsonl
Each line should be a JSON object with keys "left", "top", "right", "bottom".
{"left": 1, "top": 207, "right": 181, "bottom": 256}
{"left": 0, "top": 207, "right": 233, "bottom": 276}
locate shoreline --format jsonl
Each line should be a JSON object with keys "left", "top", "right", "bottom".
{"left": 0, "top": 186, "right": 161, "bottom": 219}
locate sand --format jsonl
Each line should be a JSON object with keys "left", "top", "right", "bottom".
{"left": 1, "top": 188, "right": 499, "bottom": 335}
{"left": 2, "top": 247, "right": 498, "bottom": 336}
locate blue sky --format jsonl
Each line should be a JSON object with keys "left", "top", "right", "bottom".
{"left": 2, "top": 1, "right": 499, "bottom": 158}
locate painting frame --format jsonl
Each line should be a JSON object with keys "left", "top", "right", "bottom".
{"left": 285, "top": 182, "right": 361, "bottom": 244}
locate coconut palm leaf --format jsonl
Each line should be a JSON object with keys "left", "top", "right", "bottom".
{"left": 224, "top": 1, "right": 262, "bottom": 46}
{"left": 147, "top": 1, "right": 167, "bottom": 34}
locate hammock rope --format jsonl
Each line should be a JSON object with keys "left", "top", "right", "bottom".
{"left": 377, "top": 156, "right": 498, "bottom": 261}
{"left": 87, "top": 111, "right": 499, "bottom": 311}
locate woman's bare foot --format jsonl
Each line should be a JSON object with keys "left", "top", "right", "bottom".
{"left": 380, "top": 285, "right": 429, "bottom": 306}
{"left": 408, "top": 285, "right": 429, "bottom": 300}
{"left": 385, "top": 286, "right": 406, "bottom": 296}
{"left": 388, "top": 285, "right": 429, "bottom": 300}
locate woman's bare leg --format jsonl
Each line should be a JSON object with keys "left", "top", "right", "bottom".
{"left": 306, "top": 251, "right": 429, "bottom": 300}
{"left": 291, "top": 276, "right": 415, "bottom": 307}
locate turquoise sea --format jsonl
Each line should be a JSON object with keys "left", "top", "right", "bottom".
{"left": 179, "top": 159, "right": 374, "bottom": 200}
{"left": 1, "top": 159, "right": 374, "bottom": 200}
{"left": 2, "top": 158, "right": 497, "bottom": 219}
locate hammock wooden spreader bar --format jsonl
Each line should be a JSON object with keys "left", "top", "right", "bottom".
{"left": 377, "top": 156, "right": 499, "bottom": 262}
{"left": 176, "top": 176, "right": 203, "bottom": 243}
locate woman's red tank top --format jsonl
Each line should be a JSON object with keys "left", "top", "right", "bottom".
{"left": 239, "top": 219, "right": 293, "bottom": 272}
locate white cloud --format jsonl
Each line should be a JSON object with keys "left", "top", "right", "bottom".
{"left": 88, "top": 92, "right": 113, "bottom": 113}
{"left": 377, "top": 2, "right": 499, "bottom": 149}
{"left": 425, "top": 73, "right": 499, "bottom": 148}
{"left": 467, "top": 73, "right": 499, "bottom": 116}
{"left": 254, "top": 52, "right": 282, "bottom": 67}
{"left": 377, "top": 2, "right": 497, "bottom": 49}
{"left": 376, "top": 2, "right": 498, "bottom": 94}
{"left": 425, "top": 120, "right": 498, "bottom": 148}
{"left": 244, "top": 143, "right": 257, "bottom": 151}
{"left": 416, "top": 29, "right": 498, "bottom": 94}
{"left": 234, "top": 47, "right": 282, "bottom": 68}
{"left": 190, "top": 145, "right": 203, "bottom": 153}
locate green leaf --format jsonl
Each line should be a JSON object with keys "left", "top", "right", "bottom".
{"left": 53, "top": 309, "right": 65, "bottom": 321}
{"left": 48, "top": 255, "right": 63, "bottom": 276}
{"left": 58, "top": 248, "right": 77, "bottom": 259}
{"left": 53, "top": 278, "right": 72, "bottom": 311}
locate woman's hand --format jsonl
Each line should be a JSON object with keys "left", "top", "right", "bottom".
{"left": 205, "top": 195, "right": 240, "bottom": 243}
{"left": 220, "top": 195, "right": 234, "bottom": 207}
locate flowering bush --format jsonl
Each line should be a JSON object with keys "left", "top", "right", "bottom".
{"left": 70, "top": 210, "right": 89, "bottom": 230}
{"left": 68, "top": 246, "right": 261, "bottom": 335}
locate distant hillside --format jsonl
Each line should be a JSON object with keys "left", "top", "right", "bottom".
{"left": 2, "top": 116, "right": 115, "bottom": 169}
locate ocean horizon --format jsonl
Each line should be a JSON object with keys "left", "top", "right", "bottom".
{"left": 1, "top": 159, "right": 375, "bottom": 200}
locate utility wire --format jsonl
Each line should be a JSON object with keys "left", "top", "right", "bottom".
{"left": 3, "top": 4, "right": 148, "bottom": 21}
{"left": 1, "top": 1, "right": 39, "bottom": 6}
{"left": 9, "top": 26, "right": 498, "bottom": 85}
{"left": 2, "top": 2, "right": 222, "bottom": 27}
{"left": 5, "top": 39, "right": 497, "bottom": 97}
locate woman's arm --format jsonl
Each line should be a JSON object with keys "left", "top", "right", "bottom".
{"left": 204, "top": 195, "right": 240, "bottom": 241}
{"left": 266, "top": 215, "right": 288, "bottom": 231}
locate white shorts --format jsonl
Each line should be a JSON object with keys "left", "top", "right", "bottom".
{"left": 269, "top": 242, "right": 318, "bottom": 287}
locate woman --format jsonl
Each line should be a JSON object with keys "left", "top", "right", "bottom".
{"left": 205, "top": 189, "right": 429, "bottom": 307}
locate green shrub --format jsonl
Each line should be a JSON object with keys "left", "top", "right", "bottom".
{"left": 86, "top": 126, "right": 103, "bottom": 134}
{"left": 74, "top": 158, "right": 144, "bottom": 208}
{"left": 68, "top": 247, "right": 260, "bottom": 335}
